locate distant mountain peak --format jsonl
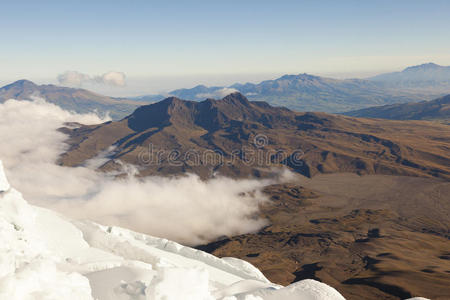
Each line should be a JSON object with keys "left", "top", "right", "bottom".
{"left": 193, "top": 84, "right": 208, "bottom": 89}
{"left": 221, "top": 92, "right": 251, "bottom": 107}
{"left": 159, "top": 96, "right": 185, "bottom": 105}
{"left": 0, "top": 79, "right": 140, "bottom": 120}
{"left": 127, "top": 92, "right": 292, "bottom": 132}
{"left": 369, "top": 62, "right": 450, "bottom": 90}
{"left": 2, "top": 79, "right": 37, "bottom": 89}
{"left": 403, "top": 62, "right": 443, "bottom": 72}
{"left": 14, "top": 79, "right": 36, "bottom": 85}
{"left": 279, "top": 73, "right": 319, "bottom": 81}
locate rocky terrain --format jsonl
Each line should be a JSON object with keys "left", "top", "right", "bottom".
{"left": 59, "top": 93, "right": 450, "bottom": 180}
{"left": 199, "top": 174, "right": 450, "bottom": 300}
{"left": 55, "top": 93, "right": 450, "bottom": 299}
{"left": 344, "top": 94, "right": 450, "bottom": 122}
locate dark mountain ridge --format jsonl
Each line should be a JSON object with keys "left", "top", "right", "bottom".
{"left": 128, "top": 93, "right": 297, "bottom": 132}
{"left": 60, "top": 93, "right": 450, "bottom": 180}
{"left": 344, "top": 94, "right": 450, "bottom": 121}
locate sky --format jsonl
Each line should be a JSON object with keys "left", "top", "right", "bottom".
{"left": 1, "top": 0, "right": 449, "bottom": 96}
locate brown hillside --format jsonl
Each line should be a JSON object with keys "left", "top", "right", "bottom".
{"left": 59, "top": 93, "right": 450, "bottom": 180}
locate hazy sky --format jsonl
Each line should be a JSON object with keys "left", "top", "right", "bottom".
{"left": 1, "top": 0, "right": 449, "bottom": 95}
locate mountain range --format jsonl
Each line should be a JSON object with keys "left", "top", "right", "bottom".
{"left": 134, "top": 63, "right": 450, "bottom": 113}
{"left": 2, "top": 63, "right": 450, "bottom": 119}
{"left": 344, "top": 94, "right": 450, "bottom": 122}
{"left": 0, "top": 79, "right": 139, "bottom": 119}
{"left": 59, "top": 93, "right": 450, "bottom": 180}
{"left": 369, "top": 62, "right": 450, "bottom": 90}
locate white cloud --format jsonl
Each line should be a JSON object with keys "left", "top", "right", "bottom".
{"left": 57, "top": 71, "right": 126, "bottom": 87}
{"left": 57, "top": 71, "right": 90, "bottom": 87}
{"left": 0, "top": 98, "right": 292, "bottom": 245}
{"left": 196, "top": 87, "right": 239, "bottom": 99}
{"left": 94, "top": 71, "right": 126, "bottom": 87}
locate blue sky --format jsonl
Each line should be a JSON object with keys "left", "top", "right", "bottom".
{"left": 1, "top": 0, "right": 449, "bottom": 95}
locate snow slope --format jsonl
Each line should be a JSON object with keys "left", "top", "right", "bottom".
{"left": 0, "top": 159, "right": 372, "bottom": 299}
{"left": 0, "top": 162, "right": 9, "bottom": 192}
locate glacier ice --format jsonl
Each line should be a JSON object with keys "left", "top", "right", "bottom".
{"left": 0, "top": 159, "right": 352, "bottom": 299}
{"left": 0, "top": 161, "right": 9, "bottom": 192}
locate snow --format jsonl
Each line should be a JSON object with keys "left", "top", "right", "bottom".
{"left": 145, "top": 267, "right": 214, "bottom": 300}
{"left": 0, "top": 189, "right": 93, "bottom": 300}
{"left": 0, "top": 259, "right": 93, "bottom": 300}
{"left": 0, "top": 161, "right": 9, "bottom": 192}
{"left": 2, "top": 158, "right": 419, "bottom": 300}
{"left": 234, "top": 279, "right": 346, "bottom": 300}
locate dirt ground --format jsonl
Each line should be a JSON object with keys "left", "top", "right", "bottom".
{"left": 199, "top": 173, "right": 450, "bottom": 300}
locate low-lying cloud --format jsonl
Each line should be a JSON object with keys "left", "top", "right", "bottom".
{"left": 0, "top": 98, "right": 292, "bottom": 245}
{"left": 57, "top": 71, "right": 126, "bottom": 87}
{"left": 196, "top": 87, "right": 239, "bottom": 99}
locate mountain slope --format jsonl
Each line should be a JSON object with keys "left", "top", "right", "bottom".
{"left": 200, "top": 174, "right": 450, "bottom": 300}
{"left": 369, "top": 63, "right": 450, "bottom": 90}
{"left": 0, "top": 80, "right": 139, "bottom": 119}
{"left": 136, "top": 73, "right": 444, "bottom": 113}
{"left": 344, "top": 94, "right": 450, "bottom": 121}
{"left": 0, "top": 160, "right": 348, "bottom": 300}
{"left": 229, "top": 74, "right": 406, "bottom": 112}
{"left": 134, "top": 63, "right": 450, "bottom": 113}
{"left": 59, "top": 93, "right": 450, "bottom": 180}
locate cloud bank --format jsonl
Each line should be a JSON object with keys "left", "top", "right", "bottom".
{"left": 196, "top": 87, "right": 239, "bottom": 99}
{"left": 0, "top": 98, "right": 290, "bottom": 244}
{"left": 57, "top": 71, "right": 126, "bottom": 87}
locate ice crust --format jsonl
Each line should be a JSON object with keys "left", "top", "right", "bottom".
{"left": 0, "top": 160, "right": 351, "bottom": 300}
